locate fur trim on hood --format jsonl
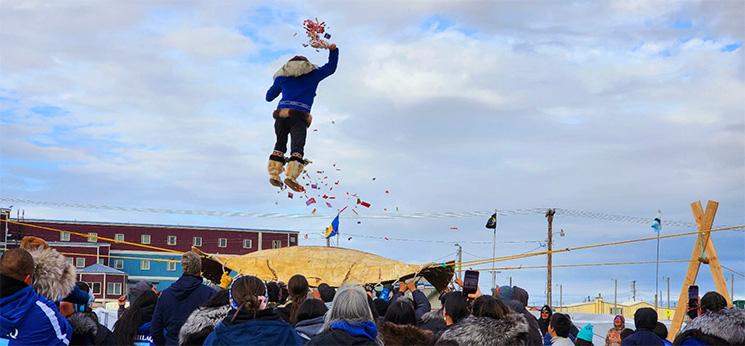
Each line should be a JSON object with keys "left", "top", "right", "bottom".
{"left": 68, "top": 312, "right": 98, "bottom": 337}
{"left": 379, "top": 322, "right": 433, "bottom": 346}
{"left": 436, "top": 313, "right": 530, "bottom": 346}
{"left": 674, "top": 308, "right": 745, "bottom": 345}
{"left": 178, "top": 304, "right": 230, "bottom": 345}
{"left": 27, "top": 247, "right": 76, "bottom": 301}
{"left": 274, "top": 60, "right": 317, "bottom": 79}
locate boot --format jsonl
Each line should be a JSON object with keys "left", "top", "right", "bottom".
{"left": 267, "top": 159, "right": 284, "bottom": 188}
{"left": 284, "top": 160, "right": 306, "bottom": 192}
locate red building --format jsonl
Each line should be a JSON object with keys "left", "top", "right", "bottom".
{"left": 1, "top": 211, "right": 299, "bottom": 290}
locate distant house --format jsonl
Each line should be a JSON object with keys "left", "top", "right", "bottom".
{"left": 1, "top": 211, "right": 299, "bottom": 291}
{"left": 77, "top": 263, "right": 128, "bottom": 302}
{"left": 557, "top": 296, "right": 676, "bottom": 321}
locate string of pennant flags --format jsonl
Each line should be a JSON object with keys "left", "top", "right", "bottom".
{"left": 0, "top": 197, "right": 701, "bottom": 228}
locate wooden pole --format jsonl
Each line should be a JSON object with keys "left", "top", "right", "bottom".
{"left": 668, "top": 200, "right": 731, "bottom": 341}
{"left": 546, "top": 208, "right": 555, "bottom": 307}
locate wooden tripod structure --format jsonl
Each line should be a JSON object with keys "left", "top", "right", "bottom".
{"left": 668, "top": 200, "right": 732, "bottom": 340}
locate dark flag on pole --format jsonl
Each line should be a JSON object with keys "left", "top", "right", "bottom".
{"left": 485, "top": 213, "right": 497, "bottom": 229}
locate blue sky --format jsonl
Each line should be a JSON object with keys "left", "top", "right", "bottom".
{"left": 1, "top": 0, "right": 743, "bottom": 305}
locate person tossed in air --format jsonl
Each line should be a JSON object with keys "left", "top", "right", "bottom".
{"left": 266, "top": 44, "right": 338, "bottom": 192}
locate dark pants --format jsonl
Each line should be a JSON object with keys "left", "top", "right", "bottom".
{"left": 272, "top": 110, "right": 309, "bottom": 162}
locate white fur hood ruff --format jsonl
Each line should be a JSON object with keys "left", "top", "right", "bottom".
{"left": 274, "top": 60, "right": 317, "bottom": 79}
{"left": 27, "top": 247, "right": 76, "bottom": 301}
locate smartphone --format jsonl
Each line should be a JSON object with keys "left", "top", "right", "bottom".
{"left": 687, "top": 285, "right": 699, "bottom": 319}
{"left": 463, "top": 270, "right": 479, "bottom": 296}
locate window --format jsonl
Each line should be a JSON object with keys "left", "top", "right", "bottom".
{"left": 66, "top": 257, "right": 74, "bottom": 265}
{"left": 97, "top": 258, "right": 105, "bottom": 265}
{"left": 141, "top": 234, "right": 151, "bottom": 244}
{"left": 140, "top": 260, "right": 150, "bottom": 270}
{"left": 61, "top": 231, "right": 70, "bottom": 241}
{"left": 87, "top": 232, "right": 97, "bottom": 243}
{"left": 114, "top": 234, "right": 124, "bottom": 242}
{"left": 75, "top": 258, "right": 86, "bottom": 268}
{"left": 167, "top": 261, "right": 177, "bottom": 271}
{"left": 218, "top": 238, "right": 227, "bottom": 248}
{"left": 107, "top": 282, "right": 122, "bottom": 296}
{"left": 90, "top": 282, "right": 101, "bottom": 295}
{"left": 113, "top": 260, "right": 123, "bottom": 269}
{"left": 290, "top": 236, "right": 296, "bottom": 243}
{"left": 272, "top": 240, "right": 281, "bottom": 249}
{"left": 193, "top": 237, "right": 202, "bottom": 246}
{"left": 167, "top": 235, "right": 177, "bottom": 245}
{"left": 243, "top": 239, "right": 252, "bottom": 249}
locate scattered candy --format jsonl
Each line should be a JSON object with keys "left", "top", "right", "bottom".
{"left": 288, "top": 192, "right": 294, "bottom": 199}
{"left": 306, "top": 197, "right": 317, "bottom": 206}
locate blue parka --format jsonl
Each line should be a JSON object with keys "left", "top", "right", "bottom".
{"left": 0, "top": 279, "right": 72, "bottom": 346}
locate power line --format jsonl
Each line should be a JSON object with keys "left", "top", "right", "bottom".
{"left": 1, "top": 197, "right": 700, "bottom": 226}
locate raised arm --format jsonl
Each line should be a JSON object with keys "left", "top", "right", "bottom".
{"left": 315, "top": 46, "right": 338, "bottom": 80}
{"left": 266, "top": 78, "right": 282, "bottom": 102}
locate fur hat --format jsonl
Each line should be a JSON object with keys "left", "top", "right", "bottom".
{"left": 179, "top": 305, "right": 230, "bottom": 346}
{"left": 20, "top": 236, "right": 49, "bottom": 250}
{"left": 379, "top": 322, "right": 433, "bottom": 346}
{"left": 26, "top": 246, "right": 76, "bottom": 301}
{"left": 437, "top": 313, "right": 530, "bottom": 346}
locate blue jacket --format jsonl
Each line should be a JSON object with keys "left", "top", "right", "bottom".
{"left": 622, "top": 329, "right": 664, "bottom": 346}
{"left": 203, "top": 309, "right": 303, "bottom": 346}
{"left": 0, "top": 281, "right": 72, "bottom": 346}
{"left": 150, "top": 275, "right": 215, "bottom": 346}
{"left": 391, "top": 290, "right": 432, "bottom": 322}
{"left": 266, "top": 49, "right": 339, "bottom": 113}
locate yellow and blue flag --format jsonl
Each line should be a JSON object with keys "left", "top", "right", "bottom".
{"left": 325, "top": 214, "right": 340, "bottom": 239}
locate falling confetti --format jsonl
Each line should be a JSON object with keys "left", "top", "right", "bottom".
{"left": 385, "top": 190, "right": 390, "bottom": 194}
{"left": 306, "top": 197, "right": 317, "bottom": 206}
{"left": 372, "top": 177, "right": 376, "bottom": 181}
{"left": 356, "top": 221, "right": 361, "bottom": 224}
{"left": 311, "top": 208, "right": 317, "bottom": 215}
{"left": 450, "top": 227, "right": 459, "bottom": 231}
{"left": 357, "top": 198, "right": 371, "bottom": 208}
{"left": 325, "top": 202, "right": 333, "bottom": 208}
{"left": 347, "top": 236, "right": 352, "bottom": 241}
{"left": 384, "top": 236, "right": 389, "bottom": 240}
{"left": 304, "top": 234, "right": 309, "bottom": 239}
{"left": 288, "top": 192, "right": 294, "bottom": 199}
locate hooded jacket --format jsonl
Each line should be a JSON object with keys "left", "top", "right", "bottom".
{"left": 150, "top": 275, "right": 215, "bottom": 345}
{"left": 673, "top": 308, "right": 745, "bottom": 346}
{"left": 436, "top": 313, "right": 530, "bottom": 346}
{"left": 503, "top": 298, "right": 544, "bottom": 346}
{"left": 378, "top": 321, "right": 433, "bottom": 346}
{"left": 295, "top": 315, "right": 325, "bottom": 341}
{"left": 605, "top": 315, "right": 625, "bottom": 346}
{"left": 623, "top": 308, "right": 663, "bottom": 346}
{"left": 266, "top": 49, "right": 339, "bottom": 113}
{"left": 177, "top": 304, "right": 230, "bottom": 346}
{"left": 67, "top": 312, "right": 116, "bottom": 346}
{"left": 203, "top": 309, "right": 303, "bottom": 346}
{"left": 308, "top": 320, "right": 380, "bottom": 346}
{"left": 539, "top": 305, "right": 553, "bottom": 346}
{"left": 0, "top": 275, "right": 72, "bottom": 346}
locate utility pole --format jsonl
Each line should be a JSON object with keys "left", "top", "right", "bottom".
{"left": 654, "top": 210, "right": 661, "bottom": 312}
{"left": 546, "top": 208, "right": 555, "bottom": 307}
{"left": 614, "top": 279, "right": 618, "bottom": 312}
{"left": 667, "top": 276, "right": 671, "bottom": 309}
{"left": 559, "top": 284, "right": 563, "bottom": 312}
{"left": 631, "top": 280, "right": 637, "bottom": 301}
{"left": 732, "top": 274, "right": 735, "bottom": 303}
{"left": 492, "top": 209, "right": 498, "bottom": 291}
{"left": 509, "top": 276, "right": 512, "bottom": 287}
{"left": 454, "top": 243, "right": 463, "bottom": 280}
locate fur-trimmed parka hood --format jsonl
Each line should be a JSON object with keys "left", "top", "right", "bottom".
{"left": 436, "top": 313, "right": 530, "bottom": 346}
{"left": 674, "top": 308, "right": 745, "bottom": 345}
{"left": 27, "top": 247, "right": 76, "bottom": 301}
{"left": 274, "top": 60, "right": 317, "bottom": 79}
{"left": 379, "top": 322, "right": 433, "bottom": 346}
{"left": 178, "top": 304, "right": 230, "bottom": 346}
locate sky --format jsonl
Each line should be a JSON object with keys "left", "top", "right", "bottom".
{"left": 1, "top": 0, "right": 744, "bottom": 306}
